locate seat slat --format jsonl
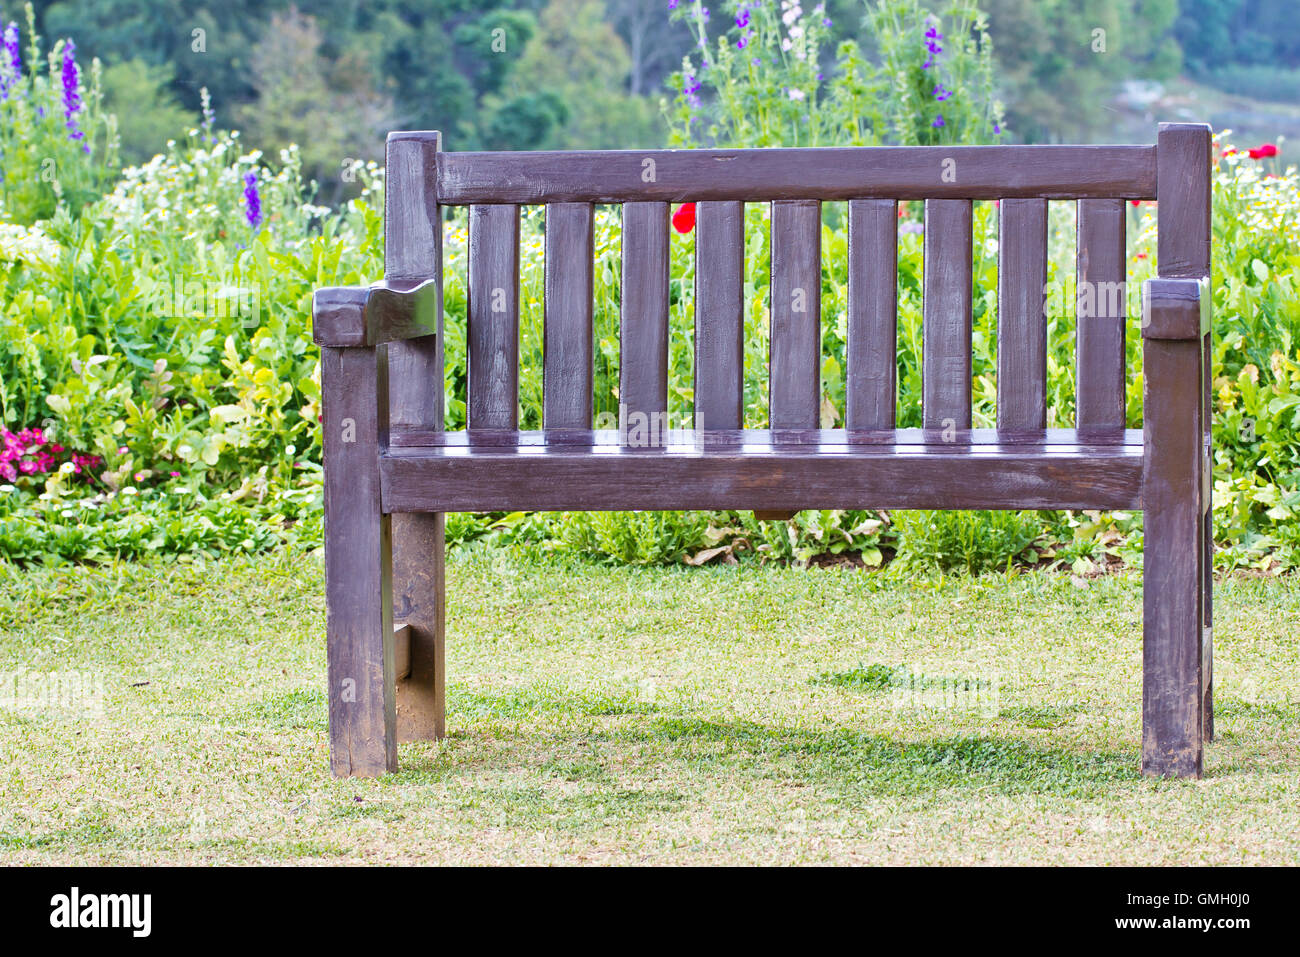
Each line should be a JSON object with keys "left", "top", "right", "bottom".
{"left": 1076, "top": 198, "right": 1127, "bottom": 429}
{"left": 695, "top": 201, "right": 746, "bottom": 430}
{"left": 467, "top": 204, "right": 520, "bottom": 429}
{"left": 997, "top": 198, "right": 1049, "bottom": 429}
{"left": 388, "top": 426, "right": 1142, "bottom": 449}
{"left": 769, "top": 200, "right": 822, "bottom": 429}
{"left": 620, "top": 202, "right": 670, "bottom": 426}
{"left": 543, "top": 202, "right": 595, "bottom": 429}
{"left": 922, "top": 199, "right": 974, "bottom": 429}
{"left": 381, "top": 445, "right": 1142, "bottom": 513}
{"left": 846, "top": 199, "right": 898, "bottom": 430}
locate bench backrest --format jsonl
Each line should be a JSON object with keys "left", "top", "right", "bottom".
{"left": 382, "top": 125, "right": 1210, "bottom": 437}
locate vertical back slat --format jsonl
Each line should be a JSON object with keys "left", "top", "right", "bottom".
{"left": 467, "top": 204, "right": 521, "bottom": 430}
{"left": 997, "top": 198, "right": 1049, "bottom": 430}
{"left": 922, "top": 199, "right": 973, "bottom": 430}
{"left": 695, "top": 201, "right": 745, "bottom": 430}
{"left": 846, "top": 199, "right": 898, "bottom": 430}
{"left": 1076, "top": 198, "right": 1127, "bottom": 429}
{"left": 543, "top": 202, "right": 595, "bottom": 429}
{"left": 620, "top": 202, "right": 671, "bottom": 426}
{"left": 769, "top": 199, "right": 821, "bottom": 429}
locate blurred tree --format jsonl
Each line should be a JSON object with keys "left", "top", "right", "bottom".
{"left": 979, "top": 0, "right": 1179, "bottom": 142}
{"left": 236, "top": 7, "right": 395, "bottom": 200}
{"left": 491, "top": 0, "right": 660, "bottom": 149}
{"left": 101, "top": 59, "right": 197, "bottom": 166}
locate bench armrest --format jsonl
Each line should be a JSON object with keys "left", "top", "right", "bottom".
{"left": 312, "top": 278, "right": 439, "bottom": 348}
{"left": 1141, "top": 277, "right": 1210, "bottom": 340}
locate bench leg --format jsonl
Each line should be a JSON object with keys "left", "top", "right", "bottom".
{"left": 322, "top": 345, "right": 398, "bottom": 777}
{"left": 393, "top": 512, "right": 445, "bottom": 741}
{"left": 1201, "top": 332, "right": 1214, "bottom": 743}
{"left": 1141, "top": 336, "right": 1205, "bottom": 778}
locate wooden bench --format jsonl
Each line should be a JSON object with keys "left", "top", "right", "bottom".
{"left": 312, "top": 124, "right": 1214, "bottom": 780}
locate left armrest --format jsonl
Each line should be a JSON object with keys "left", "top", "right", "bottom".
{"left": 312, "top": 277, "right": 440, "bottom": 348}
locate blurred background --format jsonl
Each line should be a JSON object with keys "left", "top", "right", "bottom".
{"left": 17, "top": 0, "right": 1300, "bottom": 194}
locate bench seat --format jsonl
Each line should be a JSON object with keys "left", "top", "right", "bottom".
{"left": 382, "top": 428, "right": 1143, "bottom": 513}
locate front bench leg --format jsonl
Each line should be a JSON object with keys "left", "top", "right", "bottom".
{"left": 1141, "top": 278, "right": 1210, "bottom": 778}
{"left": 320, "top": 340, "right": 398, "bottom": 777}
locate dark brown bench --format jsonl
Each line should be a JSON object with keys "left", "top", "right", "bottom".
{"left": 312, "top": 124, "right": 1214, "bottom": 780}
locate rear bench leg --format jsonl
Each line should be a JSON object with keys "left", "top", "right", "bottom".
{"left": 1141, "top": 281, "right": 1206, "bottom": 778}
{"left": 322, "top": 343, "right": 398, "bottom": 777}
{"left": 393, "top": 512, "right": 445, "bottom": 742}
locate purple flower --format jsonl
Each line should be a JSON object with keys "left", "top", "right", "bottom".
{"left": 61, "top": 40, "right": 88, "bottom": 150}
{"left": 933, "top": 84, "right": 953, "bottom": 101}
{"left": 736, "top": 7, "right": 751, "bottom": 29}
{"left": 737, "top": 34, "right": 749, "bottom": 49}
{"left": 683, "top": 74, "right": 701, "bottom": 95}
{"left": 668, "top": 0, "right": 678, "bottom": 9}
{"left": 242, "top": 171, "right": 262, "bottom": 229}
{"left": 0, "top": 22, "right": 19, "bottom": 101}
{"left": 932, "top": 114, "right": 945, "bottom": 128}
{"left": 993, "top": 122, "right": 1002, "bottom": 134}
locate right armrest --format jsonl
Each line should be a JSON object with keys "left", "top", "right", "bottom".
{"left": 1141, "top": 277, "right": 1210, "bottom": 341}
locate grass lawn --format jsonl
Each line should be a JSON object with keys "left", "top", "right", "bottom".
{"left": 1, "top": 547, "right": 1297, "bottom": 865}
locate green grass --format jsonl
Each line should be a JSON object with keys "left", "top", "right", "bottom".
{"left": 1, "top": 547, "right": 1298, "bottom": 864}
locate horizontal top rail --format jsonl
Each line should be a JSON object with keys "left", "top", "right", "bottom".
{"left": 435, "top": 145, "right": 1157, "bottom": 205}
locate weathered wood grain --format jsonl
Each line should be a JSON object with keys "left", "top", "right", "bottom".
{"left": 998, "top": 198, "right": 1048, "bottom": 430}
{"left": 322, "top": 344, "right": 396, "bottom": 777}
{"left": 387, "top": 426, "right": 1142, "bottom": 449}
{"left": 382, "top": 444, "right": 1142, "bottom": 513}
{"left": 1157, "top": 121, "right": 1214, "bottom": 747}
{"left": 544, "top": 202, "right": 595, "bottom": 429}
{"left": 694, "top": 201, "right": 745, "bottom": 430}
{"left": 436, "top": 145, "right": 1158, "bottom": 205}
{"left": 846, "top": 199, "right": 898, "bottom": 430}
{"left": 620, "top": 202, "right": 671, "bottom": 429}
{"left": 384, "top": 130, "right": 444, "bottom": 746}
{"left": 1075, "top": 198, "right": 1127, "bottom": 429}
{"left": 311, "top": 279, "right": 439, "bottom": 348}
{"left": 922, "top": 199, "right": 973, "bottom": 430}
{"left": 769, "top": 200, "right": 821, "bottom": 429}
{"left": 467, "top": 203, "right": 521, "bottom": 430}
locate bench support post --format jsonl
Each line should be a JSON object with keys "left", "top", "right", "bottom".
{"left": 321, "top": 342, "right": 397, "bottom": 777}
{"left": 1141, "top": 275, "right": 1210, "bottom": 778}
{"left": 386, "top": 131, "right": 446, "bottom": 744}
{"left": 1141, "top": 331, "right": 1205, "bottom": 777}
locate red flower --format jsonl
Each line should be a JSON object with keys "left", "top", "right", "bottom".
{"left": 1248, "top": 143, "right": 1278, "bottom": 160}
{"left": 672, "top": 202, "right": 696, "bottom": 233}
{"left": 1130, "top": 200, "right": 1141, "bottom": 206}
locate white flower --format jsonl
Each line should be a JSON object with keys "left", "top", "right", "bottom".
{"left": 789, "top": 89, "right": 806, "bottom": 101}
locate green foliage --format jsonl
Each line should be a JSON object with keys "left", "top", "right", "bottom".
{"left": 892, "top": 509, "right": 1042, "bottom": 574}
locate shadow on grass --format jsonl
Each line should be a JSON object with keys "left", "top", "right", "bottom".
{"left": 398, "top": 694, "right": 1143, "bottom": 801}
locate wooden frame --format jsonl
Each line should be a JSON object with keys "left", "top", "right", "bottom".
{"left": 314, "top": 125, "right": 1213, "bottom": 779}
